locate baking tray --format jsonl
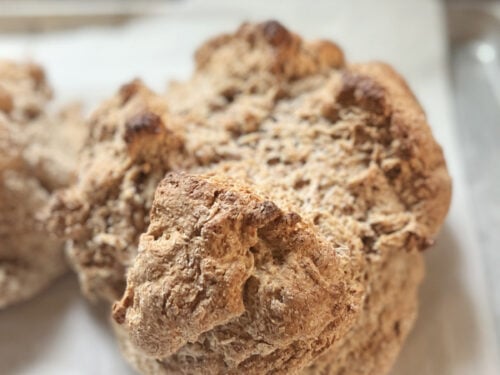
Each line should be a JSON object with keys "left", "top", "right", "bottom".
{"left": 446, "top": 0, "right": 500, "bottom": 348}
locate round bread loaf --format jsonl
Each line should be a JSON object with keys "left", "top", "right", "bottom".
{"left": 52, "top": 21, "right": 451, "bottom": 374}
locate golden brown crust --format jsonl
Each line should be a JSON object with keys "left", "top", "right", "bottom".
{"left": 194, "top": 20, "right": 344, "bottom": 89}
{"left": 49, "top": 79, "right": 185, "bottom": 301}
{"left": 113, "top": 172, "right": 360, "bottom": 370}
{"left": 347, "top": 63, "right": 452, "bottom": 237}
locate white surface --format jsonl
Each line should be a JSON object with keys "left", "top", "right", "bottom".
{"left": 0, "top": 0, "right": 499, "bottom": 374}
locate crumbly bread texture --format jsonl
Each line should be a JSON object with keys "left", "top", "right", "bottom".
{"left": 0, "top": 61, "right": 85, "bottom": 308}
{"left": 52, "top": 21, "right": 451, "bottom": 374}
{"left": 50, "top": 81, "right": 186, "bottom": 301}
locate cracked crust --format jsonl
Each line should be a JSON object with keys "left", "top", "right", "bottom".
{"left": 52, "top": 21, "right": 451, "bottom": 374}
{"left": 49, "top": 80, "right": 185, "bottom": 301}
{"left": 113, "top": 172, "right": 360, "bottom": 371}
{"left": 0, "top": 61, "right": 85, "bottom": 308}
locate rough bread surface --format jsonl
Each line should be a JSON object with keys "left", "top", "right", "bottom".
{"left": 50, "top": 81, "right": 185, "bottom": 301}
{"left": 53, "top": 21, "right": 451, "bottom": 374}
{"left": 0, "top": 61, "right": 84, "bottom": 308}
